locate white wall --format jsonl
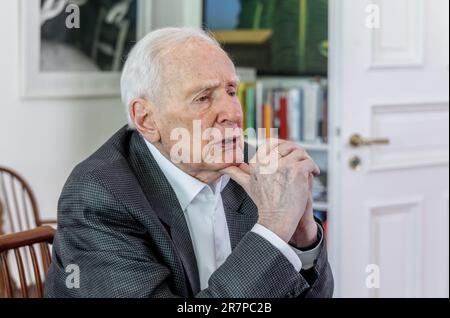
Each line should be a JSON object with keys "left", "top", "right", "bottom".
{"left": 152, "top": 0, "right": 202, "bottom": 29}
{"left": 0, "top": 0, "right": 127, "bottom": 221}
{"left": 0, "top": 0, "right": 203, "bottom": 222}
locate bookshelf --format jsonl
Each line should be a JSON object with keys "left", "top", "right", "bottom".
{"left": 246, "top": 138, "right": 328, "bottom": 152}
{"left": 299, "top": 141, "right": 329, "bottom": 152}
{"left": 211, "top": 29, "right": 273, "bottom": 45}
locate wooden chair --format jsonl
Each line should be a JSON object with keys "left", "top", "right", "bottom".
{"left": 0, "top": 226, "right": 55, "bottom": 298}
{"left": 0, "top": 166, "right": 56, "bottom": 234}
{"left": 0, "top": 200, "right": 3, "bottom": 294}
{"left": 0, "top": 199, "right": 3, "bottom": 235}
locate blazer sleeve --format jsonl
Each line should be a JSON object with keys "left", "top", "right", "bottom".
{"left": 45, "top": 172, "right": 177, "bottom": 298}
{"left": 299, "top": 237, "right": 334, "bottom": 298}
{"left": 45, "top": 173, "right": 333, "bottom": 298}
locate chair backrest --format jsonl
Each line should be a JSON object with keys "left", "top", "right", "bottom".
{"left": 0, "top": 226, "right": 55, "bottom": 298}
{"left": 0, "top": 199, "right": 4, "bottom": 235}
{"left": 0, "top": 166, "right": 42, "bottom": 233}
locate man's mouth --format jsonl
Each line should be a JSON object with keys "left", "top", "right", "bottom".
{"left": 221, "top": 136, "right": 239, "bottom": 149}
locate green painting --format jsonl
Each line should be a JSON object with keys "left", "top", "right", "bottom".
{"left": 204, "top": 0, "right": 328, "bottom": 76}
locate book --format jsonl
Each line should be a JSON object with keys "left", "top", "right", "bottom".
{"left": 278, "top": 94, "right": 288, "bottom": 140}
{"left": 245, "top": 85, "right": 256, "bottom": 130}
{"left": 287, "top": 88, "right": 303, "bottom": 142}
{"left": 302, "top": 81, "right": 321, "bottom": 142}
{"left": 237, "top": 81, "right": 257, "bottom": 130}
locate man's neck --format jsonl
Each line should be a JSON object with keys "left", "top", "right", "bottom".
{"left": 189, "top": 170, "right": 222, "bottom": 185}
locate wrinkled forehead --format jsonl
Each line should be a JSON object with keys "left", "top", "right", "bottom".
{"left": 160, "top": 40, "right": 238, "bottom": 93}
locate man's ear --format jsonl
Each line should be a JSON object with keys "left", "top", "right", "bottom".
{"left": 129, "top": 98, "right": 161, "bottom": 143}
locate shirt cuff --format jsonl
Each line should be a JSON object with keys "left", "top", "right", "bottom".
{"left": 291, "top": 224, "right": 324, "bottom": 270}
{"left": 251, "top": 224, "right": 302, "bottom": 272}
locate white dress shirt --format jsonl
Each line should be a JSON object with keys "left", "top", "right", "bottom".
{"left": 146, "top": 140, "right": 323, "bottom": 290}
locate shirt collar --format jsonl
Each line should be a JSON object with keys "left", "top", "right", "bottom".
{"left": 145, "top": 139, "right": 230, "bottom": 211}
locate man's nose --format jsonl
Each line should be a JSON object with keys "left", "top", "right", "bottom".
{"left": 216, "top": 93, "right": 243, "bottom": 127}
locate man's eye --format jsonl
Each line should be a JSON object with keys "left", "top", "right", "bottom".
{"left": 196, "top": 95, "right": 210, "bottom": 103}
{"left": 228, "top": 91, "right": 237, "bottom": 97}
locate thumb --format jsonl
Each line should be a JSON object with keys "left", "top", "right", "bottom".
{"left": 221, "top": 163, "right": 251, "bottom": 190}
{"left": 306, "top": 195, "right": 313, "bottom": 214}
{"left": 308, "top": 173, "right": 314, "bottom": 192}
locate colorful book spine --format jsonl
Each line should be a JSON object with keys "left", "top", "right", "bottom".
{"left": 255, "top": 81, "right": 264, "bottom": 134}
{"left": 288, "top": 88, "right": 303, "bottom": 142}
{"left": 263, "top": 103, "right": 273, "bottom": 139}
{"left": 245, "top": 86, "right": 256, "bottom": 130}
{"left": 237, "top": 83, "right": 247, "bottom": 129}
{"left": 278, "top": 94, "right": 288, "bottom": 140}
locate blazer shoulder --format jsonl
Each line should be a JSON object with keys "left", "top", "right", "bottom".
{"left": 67, "top": 125, "right": 135, "bottom": 183}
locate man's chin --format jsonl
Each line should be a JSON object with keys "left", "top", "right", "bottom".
{"left": 203, "top": 149, "right": 244, "bottom": 167}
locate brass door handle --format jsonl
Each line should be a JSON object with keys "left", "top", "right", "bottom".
{"left": 350, "top": 134, "right": 390, "bottom": 147}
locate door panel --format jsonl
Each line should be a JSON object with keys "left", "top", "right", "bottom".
{"left": 330, "top": 0, "right": 449, "bottom": 297}
{"left": 367, "top": 197, "right": 423, "bottom": 298}
{"left": 369, "top": 101, "right": 449, "bottom": 171}
{"left": 370, "top": 0, "right": 424, "bottom": 68}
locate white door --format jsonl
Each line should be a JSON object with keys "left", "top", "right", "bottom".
{"left": 329, "top": 0, "right": 449, "bottom": 297}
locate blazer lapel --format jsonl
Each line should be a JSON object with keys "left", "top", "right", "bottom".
{"left": 127, "top": 132, "right": 201, "bottom": 295}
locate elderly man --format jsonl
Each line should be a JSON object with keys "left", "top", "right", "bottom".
{"left": 45, "top": 28, "right": 333, "bottom": 298}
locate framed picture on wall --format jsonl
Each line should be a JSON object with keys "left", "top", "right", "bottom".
{"left": 19, "top": 0, "right": 152, "bottom": 98}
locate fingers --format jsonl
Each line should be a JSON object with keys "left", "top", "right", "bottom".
{"left": 273, "top": 142, "right": 312, "bottom": 164}
{"left": 254, "top": 139, "right": 320, "bottom": 176}
{"left": 279, "top": 148, "right": 311, "bottom": 164}
{"left": 236, "top": 162, "right": 251, "bottom": 175}
{"left": 254, "top": 138, "right": 287, "bottom": 159}
{"left": 305, "top": 195, "right": 313, "bottom": 215}
{"left": 276, "top": 141, "right": 304, "bottom": 157}
{"left": 249, "top": 138, "right": 282, "bottom": 167}
{"left": 275, "top": 142, "right": 320, "bottom": 176}
{"left": 220, "top": 164, "right": 251, "bottom": 191}
{"left": 294, "top": 158, "right": 321, "bottom": 176}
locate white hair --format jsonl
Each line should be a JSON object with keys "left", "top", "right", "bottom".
{"left": 120, "top": 27, "right": 221, "bottom": 129}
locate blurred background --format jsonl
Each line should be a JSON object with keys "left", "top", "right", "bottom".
{"left": 0, "top": 0, "right": 448, "bottom": 298}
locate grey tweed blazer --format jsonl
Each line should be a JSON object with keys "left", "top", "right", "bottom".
{"left": 44, "top": 126, "right": 333, "bottom": 298}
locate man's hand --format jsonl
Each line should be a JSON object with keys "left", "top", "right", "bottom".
{"left": 290, "top": 196, "right": 318, "bottom": 249}
{"left": 221, "top": 140, "right": 320, "bottom": 243}
{"left": 290, "top": 173, "right": 319, "bottom": 249}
